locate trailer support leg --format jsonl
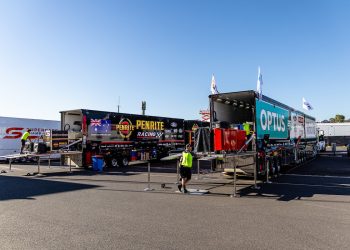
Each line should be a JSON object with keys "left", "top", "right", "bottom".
{"left": 266, "top": 159, "right": 272, "bottom": 184}
{"left": 68, "top": 156, "right": 72, "bottom": 174}
{"left": 196, "top": 159, "right": 200, "bottom": 180}
{"left": 252, "top": 155, "right": 260, "bottom": 190}
{"left": 176, "top": 159, "right": 180, "bottom": 184}
{"left": 37, "top": 156, "right": 41, "bottom": 175}
{"left": 233, "top": 159, "right": 237, "bottom": 197}
{"left": 144, "top": 162, "right": 153, "bottom": 191}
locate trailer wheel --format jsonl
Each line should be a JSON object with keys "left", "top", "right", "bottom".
{"left": 278, "top": 157, "right": 282, "bottom": 173}
{"left": 274, "top": 157, "right": 281, "bottom": 176}
{"left": 111, "top": 158, "right": 120, "bottom": 168}
{"left": 118, "top": 157, "right": 129, "bottom": 167}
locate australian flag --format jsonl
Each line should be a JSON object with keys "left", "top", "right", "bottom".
{"left": 90, "top": 119, "right": 111, "bottom": 135}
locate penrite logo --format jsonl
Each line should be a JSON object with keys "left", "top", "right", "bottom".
{"left": 115, "top": 118, "right": 135, "bottom": 138}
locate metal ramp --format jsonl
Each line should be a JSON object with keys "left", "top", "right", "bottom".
{"left": 0, "top": 151, "right": 82, "bottom": 175}
{"left": 175, "top": 188, "right": 209, "bottom": 195}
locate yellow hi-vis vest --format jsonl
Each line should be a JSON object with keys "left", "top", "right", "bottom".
{"left": 181, "top": 151, "right": 193, "bottom": 168}
{"left": 21, "top": 131, "right": 30, "bottom": 140}
{"left": 243, "top": 123, "right": 250, "bottom": 135}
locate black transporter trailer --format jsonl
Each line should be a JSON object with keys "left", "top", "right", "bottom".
{"left": 60, "top": 109, "right": 185, "bottom": 168}
{"left": 209, "top": 90, "right": 317, "bottom": 177}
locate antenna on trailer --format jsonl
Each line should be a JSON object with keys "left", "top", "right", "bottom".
{"left": 117, "top": 96, "right": 120, "bottom": 113}
{"left": 142, "top": 101, "right": 146, "bottom": 115}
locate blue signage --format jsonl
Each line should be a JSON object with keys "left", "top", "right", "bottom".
{"left": 256, "top": 100, "right": 289, "bottom": 139}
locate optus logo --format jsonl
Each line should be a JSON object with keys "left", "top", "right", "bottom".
{"left": 115, "top": 118, "right": 134, "bottom": 138}
{"left": 260, "top": 110, "right": 286, "bottom": 132}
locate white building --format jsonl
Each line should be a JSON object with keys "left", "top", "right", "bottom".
{"left": 316, "top": 122, "right": 350, "bottom": 146}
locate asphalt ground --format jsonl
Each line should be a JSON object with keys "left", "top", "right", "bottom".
{"left": 0, "top": 156, "right": 349, "bottom": 250}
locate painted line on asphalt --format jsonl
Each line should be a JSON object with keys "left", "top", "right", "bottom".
{"left": 267, "top": 182, "right": 350, "bottom": 189}
{"left": 284, "top": 173, "right": 350, "bottom": 179}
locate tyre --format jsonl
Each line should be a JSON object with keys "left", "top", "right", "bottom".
{"left": 111, "top": 157, "right": 120, "bottom": 168}
{"left": 118, "top": 157, "right": 129, "bottom": 167}
{"left": 272, "top": 157, "right": 278, "bottom": 176}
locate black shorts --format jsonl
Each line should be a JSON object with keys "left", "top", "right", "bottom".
{"left": 21, "top": 139, "right": 26, "bottom": 146}
{"left": 180, "top": 166, "right": 192, "bottom": 180}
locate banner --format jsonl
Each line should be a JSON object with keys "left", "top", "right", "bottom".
{"left": 255, "top": 100, "right": 289, "bottom": 139}
{"left": 290, "top": 112, "right": 305, "bottom": 139}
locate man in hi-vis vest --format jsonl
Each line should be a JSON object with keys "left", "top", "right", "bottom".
{"left": 178, "top": 144, "right": 193, "bottom": 193}
{"left": 20, "top": 129, "right": 31, "bottom": 154}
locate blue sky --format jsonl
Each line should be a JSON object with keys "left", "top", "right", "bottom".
{"left": 0, "top": 0, "right": 349, "bottom": 122}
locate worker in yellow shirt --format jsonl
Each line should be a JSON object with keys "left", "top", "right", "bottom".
{"left": 178, "top": 144, "right": 193, "bottom": 193}
{"left": 20, "top": 129, "right": 31, "bottom": 154}
{"left": 243, "top": 122, "right": 254, "bottom": 150}
{"left": 243, "top": 122, "right": 253, "bottom": 137}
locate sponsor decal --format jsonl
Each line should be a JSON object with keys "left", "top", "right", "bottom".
{"left": 170, "top": 122, "right": 177, "bottom": 128}
{"left": 259, "top": 110, "right": 286, "bottom": 132}
{"left": 256, "top": 100, "right": 289, "bottom": 139}
{"left": 136, "top": 120, "right": 164, "bottom": 130}
{"left": 137, "top": 131, "right": 164, "bottom": 138}
{"left": 290, "top": 112, "right": 305, "bottom": 139}
{"left": 1, "top": 127, "right": 46, "bottom": 139}
{"left": 91, "top": 119, "right": 102, "bottom": 127}
{"left": 305, "top": 117, "right": 316, "bottom": 139}
{"left": 90, "top": 119, "right": 111, "bottom": 135}
{"left": 192, "top": 124, "right": 199, "bottom": 131}
{"left": 115, "top": 118, "right": 135, "bottom": 138}
{"left": 3, "top": 127, "right": 23, "bottom": 139}
{"left": 112, "top": 118, "right": 168, "bottom": 139}
{"left": 45, "top": 130, "right": 51, "bottom": 137}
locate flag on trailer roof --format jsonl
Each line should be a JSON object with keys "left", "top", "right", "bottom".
{"left": 257, "top": 67, "right": 263, "bottom": 100}
{"left": 302, "top": 97, "right": 313, "bottom": 110}
{"left": 210, "top": 74, "right": 219, "bottom": 94}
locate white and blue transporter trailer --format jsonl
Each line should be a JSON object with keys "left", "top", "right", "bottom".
{"left": 209, "top": 90, "right": 317, "bottom": 178}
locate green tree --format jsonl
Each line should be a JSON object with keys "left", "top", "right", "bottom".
{"left": 335, "top": 114, "right": 345, "bottom": 123}
{"left": 329, "top": 115, "right": 345, "bottom": 123}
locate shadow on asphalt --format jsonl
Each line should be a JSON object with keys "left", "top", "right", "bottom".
{"left": 6, "top": 158, "right": 350, "bottom": 202}
{"left": 0, "top": 175, "right": 99, "bottom": 201}
{"left": 15, "top": 160, "right": 212, "bottom": 177}
{"left": 239, "top": 156, "right": 350, "bottom": 202}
